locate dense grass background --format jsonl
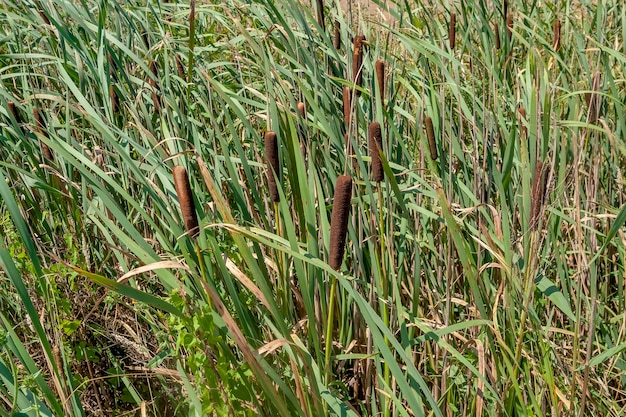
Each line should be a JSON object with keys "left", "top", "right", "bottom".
{"left": 1, "top": 0, "right": 626, "bottom": 415}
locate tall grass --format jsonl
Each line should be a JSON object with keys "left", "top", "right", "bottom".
{"left": 0, "top": 0, "right": 625, "bottom": 416}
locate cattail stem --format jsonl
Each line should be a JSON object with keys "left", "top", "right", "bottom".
{"left": 369, "top": 122, "right": 384, "bottom": 182}
{"left": 375, "top": 59, "right": 385, "bottom": 101}
{"left": 265, "top": 131, "right": 280, "bottom": 203}
{"left": 449, "top": 13, "right": 456, "bottom": 50}
{"left": 425, "top": 116, "right": 438, "bottom": 160}
{"left": 173, "top": 166, "right": 200, "bottom": 238}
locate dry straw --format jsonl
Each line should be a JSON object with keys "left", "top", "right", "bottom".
{"left": 369, "top": 122, "right": 384, "bottom": 182}
{"left": 375, "top": 59, "right": 385, "bottom": 100}
{"left": 424, "top": 116, "right": 438, "bottom": 160}
{"left": 173, "top": 166, "right": 200, "bottom": 238}
{"left": 530, "top": 161, "right": 548, "bottom": 230}
{"left": 265, "top": 131, "right": 280, "bottom": 203}
{"left": 329, "top": 175, "right": 352, "bottom": 270}
{"left": 449, "top": 13, "right": 456, "bottom": 50}
{"left": 33, "top": 107, "right": 53, "bottom": 161}
{"left": 352, "top": 35, "right": 365, "bottom": 95}
{"left": 343, "top": 86, "right": 351, "bottom": 125}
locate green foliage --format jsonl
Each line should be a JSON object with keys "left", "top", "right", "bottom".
{"left": 0, "top": 0, "right": 625, "bottom": 415}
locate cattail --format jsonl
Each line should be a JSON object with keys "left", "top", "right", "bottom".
{"left": 518, "top": 107, "right": 527, "bottom": 137}
{"left": 375, "top": 59, "right": 385, "bottom": 100}
{"left": 424, "top": 116, "right": 438, "bottom": 160}
{"left": 316, "top": 0, "right": 325, "bottom": 31}
{"left": 333, "top": 20, "right": 341, "bottom": 50}
{"left": 329, "top": 175, "right": 352, "bottom": 270}
{"left": 352, "top": 35, "right": 365, "bottom": 95}
{"left": 38, "top": 9, "right": 50, "bottom": 25}
{"left": 503, "top": 0, "right": 508, "bottom": 24}
{"left": 369, "top": 122, "right": 384, "bottom": 182}
{"left": 553, "top": 19, "right": 561, "bottom": 52}
{"left": 449, "top": 13, "right": 456, "bottom": 50}
{"left": 494, "top": 23, "right": 501, "bottom": 50}
{"left": 265, "top": 131, "right": 280, "bottom": 203}
{"left": 297, "top": 102, "right": 306, "bottom": 118}
{"left": 176, "top": 54, "right": 185, "bottom": 79}
{"left": 530, "top": 161, "right": 548, "bottom": 229}
{"left": 506, "top": 13, "right": 513, "bottom": 40}
{"left": 7, "top": 102, "right": 21, "bottom": 125}
{"left": 343, "top": 86, "right": 351, "bottom": 125}
{"left": 33, "top": 107, "right": 53, "bottom": 161}
{"left": 173, "top": 166, "right": 200, "bottom": 237}
{"left": 110, "top": 84, "right": 118, "bottom": 114}
{"left": 141, "top": 31, "right": 150, "bottom": 50}
{"left": 586, "top": 71, "right": 601, "bottom": 124}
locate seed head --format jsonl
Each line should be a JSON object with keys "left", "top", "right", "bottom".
{"left": 352, "top": 35, "right": 365, "bottom": 95}
{"left": 173, "top": 166, "right": 200, "bottom": 238}
{"left": 329, "top": 175, "right": 352, "bottom": 270}
{"left": 425, "top": 116, "right": 437, "bottom": 160}
{"left": 33, "top": 107, "right": 54, "bottom": 161}
{"left": 265, "top": 131, "right": 280, "bottom": 203}
{"left": 333, "top": 20, "right": 341, "bottom": 49}
{"left": 553, "top": 19, "right": 561, "bottom": 52}
{"left": 449, "top": 13, "right": 456, "bottom": 50}
{"left": 343, "top": 86, "right": 351, "bottom": 125}
{"left": 369, "top": 122, "right": 384, "bottom": 182}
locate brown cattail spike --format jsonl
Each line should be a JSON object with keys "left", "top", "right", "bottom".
{"left": 33, "top": 107, "right": 53, "bottom": 161}
{"left": 553, "top": 19, "right": 561, "bottom": 52}
{"left": 425, "top": 116, "right": 438, "bottom": 160}
{"left": 369, "top": 122, "right": 384, "bottom": 182}
{"left": 173, "top": 166, "right": 200, "bottom": 237}
{"left": 265, "top": 131, "right": 280, "bottom": 203}
{"left": 329, "top": 175, "right": 352, "bottom": 270}
{"left": 333, "top": 20, "right": 341, "bottom": 50}
{"left": 297, "top": 102, "right": 306, "bottom": 118}
{"left": 176, "top": 54, "right": 185, "bottom": 79}
{"left": 316, "top": 0, "right": 325, "bottom": 31}
{"left": 506, "top": 13, "right": 513, "bottom": 40}
{"left": 503, "top": 0, "right": 508, "bottom": 23}
{"left": 352, "top": 35, "right": 365, "bottom": 95}
{"left": 7, "top": 102, "right": 21, "bottom": 125}
{"left": 375, "top": 59, "right": 385, "bottom": 101}
{"left": 449, "top": 13, "right": 456, "bottom": 50}
{"left": 494, "top": 23, "right": 501, "bottom": 50}
{"left": 110, "top": 85, "right": 118, "bottom": 114}
{"left": 586, "top": 71, "right": 601, "bottom": 124}
{"left": 343, "top": 86, "right": 351, "bottom": 125}
{"left": 530, "top": 161, "right": 548, "bottom": 230}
